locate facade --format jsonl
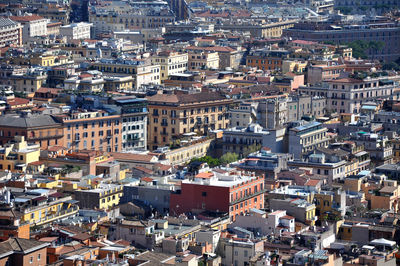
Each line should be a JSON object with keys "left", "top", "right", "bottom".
{"left": 287, "top": 95, "right": 326, "bottom": 121}
{"left": 246, "top": 50, "right": 290, "bottom": 71}
{"left": 308, "top": 77, "right": 396, "bottom": 114}
{"left": 188, "top": 51, "right": 219, "bottom": 70}
{"left": 151, "top": 51, "right": 188, "bottom": 81}
{"left": 59, "top": 22, "right": 92, "bottom": 41}
{"left": 91, "top": 59, "right": 161, "bottom": 90}
{"left": 74, "top": 184, "right": 123, "bottom": 210}
{"left": 170, "top": 171, "right": 265, "bottom": 221}
{"left": 10, "top": 15, "right": 48, "bottom": 44}
{"left": 147, "top": 91, "right": 232, "bottom": 150}
{"left": 288, "top": 121, "right": 329, "bottom": 159}
{"left": 283, "top": 19, "right": 400, "bottom": 61}
{"left": 222, "top": 124, "right": 270, "bottom": 157}
{"left": 0, "top": 113, "right": 63, "bottom": 149}
{"left": 0, "top": 136, "right": 40, "bottom": 172}
{"left": 0, "top": 18, "right": 22, "bottom": 47}
{"left": 2, "top": 68, "right": 47, "bottom": 96}
{"left": 112, "top": 96, "right": 148, "bottom": 151}
{"left": 269, "top": 198, "right": 316, "bottom": 225}
{"left": 307, "top": 63, "right": 346, "bottom": 85}
{"left": 55, "top": 110, "right": 123, "bottom": 152}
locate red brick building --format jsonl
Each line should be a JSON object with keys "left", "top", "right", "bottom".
{"left": 170, "top": 171, "right": 264, "bottom": 221}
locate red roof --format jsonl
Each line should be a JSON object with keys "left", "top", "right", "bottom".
{"left": 305, "top": 179, "right": 321, "bottom": 187}
{"left": 7, "top": 97, "right": 31, "bottom": 106}
{"left": 141, "top": 177, "right": 154, "bottom": 183}
{"left": 195, "top": 172, "right": 214, "bottom": 179}
{"left": 10, "top": 15, "right": 45, "bottom": 22}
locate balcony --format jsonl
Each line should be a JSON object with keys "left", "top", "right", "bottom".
{"left": 161, "top": 122, "right": 168, "bottom": 127}
{"left": 160, "top": 131, "right": 168, "bottom": 136}
{"left": 230, "top": 190, "right": 265, "bottom": 205}
{"left": 29, "top": 134, "right": 64, "bottom": 141}
{"left": 33, "top": 205, "right": 79, "bottom": 226}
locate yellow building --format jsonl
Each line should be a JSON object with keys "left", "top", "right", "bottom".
{"left": 147, "top": 91, "right": 233, "bottom": 150}
{"left": 188, "top": 51, "right": 219, "bottom": 70}
{"left": 151, "top": 51, "right": 188, "bottom": 81}
{"left": 0, "top": 136, "right": 40, "bottom": 172}
{"left": 7, "top": 70, "right": 47, "bottom": 95}
{"left": 282, "top": 60, "right": 307, "bottom": 73}
{"left": 20, "top": 194, "right": 79, "bottom": 226}
{"left": 104, "top": 75, "right": 134, "bottom": 92}
{"left": 74, "top": 184, "right": 123, "bottom": 210}
{"left": 162, "top": 137, "right": 213, "bottom": 165}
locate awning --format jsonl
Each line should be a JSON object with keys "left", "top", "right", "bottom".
{"left": 370, "top": 238, "right": 396, "bottom": 246}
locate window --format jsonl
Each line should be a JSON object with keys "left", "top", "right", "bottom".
{"left": 38, "top": 254, "right": 41, "bottom": 261}
{"left": 30, "top": 256, "right": 33, "bottom": 264}
{"left": 202, "top": 192, "right": 207, "bottom": 197}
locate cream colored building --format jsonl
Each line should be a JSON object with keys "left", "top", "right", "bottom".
{"left": 188, "top": 51, "right": 219, "bottom": 70}
{"left": 151, "top": 51, "right": 188, "bottom": 81}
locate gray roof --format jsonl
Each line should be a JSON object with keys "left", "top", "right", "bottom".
{"left": 0, "top": 114, "right": 60, "bottom": 128}
{"left": 0, "top": 18, "right": 19, "bottom": 28}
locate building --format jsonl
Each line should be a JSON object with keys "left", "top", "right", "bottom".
{"left": 147, "top": 91, "right": 232, "bottom": 150}
{"left": 74, "top": 184, "right": 123, "bottom": 210}
{"left": 217, "top": 235, "right": 264, "bottom": 266}
{"left": 14, "top": 191, "right": 79, "bottom": 227}
{"left": 151, "top": 51, "right": 188, "bottom": 81}
{"left": 112, "top": 96, "right": 148, "bottom": 151}
{"left": 323, "top": 77, "right": 396, "bottom": 114}
{"left": 91, "top": 59, "right": 161, "bottom": 90}
{"left": 0, "top": 18, "right": 22, "bottom": 47}
{"left": 307, "top": 62, "right": 346, "bottom": 85}
{"left": 246, "top": 50, "right": 290, "bottom": 71}
{"left": 59, "top": 22, "right": 92, "bottom": 41}
{"left": 283, "top": 18, "right": 400, "bottom": 61}
{"left": 2, "top": 68, "right": 47, "bottom": 96}
{"left": 269, "top": 198, "right": 316, "bottom": 225}
{"left": 0, "top": 203, "right": 30, "bottom": 241}
{"left": 188, "top": 51, "right": 219, "bottom": 70}
{"left": 170, "top": 170, "right": 265, "bottom": 221}
{"left": 0, "top": 113, "right": 63, "bottom": 149}
{"left": 222, "top": 124, "right": 270, "bottom": 157}
{"left": 64, "top": 71, "right": 105, "bottom": 93}
{"left": 185, "top": 46, "right": 243, "bottom": 70}
{"left": 236, "top": 148, "right": 292, "bottom": 179}
{"left": 0, "top": 238, "right": 49, "bottom": 266}
{"left": 0, "top": 136, "right": 40, "bottom": 172}
{"left": 288, "top": 121, "right": 329, "bottom": 159}
{"left": 10, "top": 15, "right": 48, "bottom": 44}
{"left": 54, "top": 110, "right": 123, "bottom": 152}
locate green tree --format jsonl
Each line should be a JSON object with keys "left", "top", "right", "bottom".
{"left": 220, "top": 152, "right": 239, "bottom": 165}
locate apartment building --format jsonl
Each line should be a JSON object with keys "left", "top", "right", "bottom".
{"left": 222, "top": 124, "right": 270, "bottom": 157}
{"left": 151, "top": 51, "right": 188, "bottom": 81}
{"left": 59, "top": 22, "right": 92, "bottom": 41}
{"left": 0, "top": 18, "right": 22, "bottom": 47}
{"left": 2, "top": 68, "right": 47, "bottom": 96}
{"left": 64, "top": 71, "right": 105, "bottom": 93}
{"left": 54, "top": 110, "right": 122, "bottom": 152}
{"left": 112, "top": 96, "right": 148, "bottom": 151}
{"left": 218, "top": 236, "right": 264, "bottom": 266}
{"left": 288, "top": 121, "right": 329, "bottom": 159}
{"left": 91, "top": 59, "right": 161, "bottom": 89}
{"left": 188, "top": 51, "right": 219, "bottom": 70}
{"left": 307, "top": 62, "right": 347, "bottom": 85}
{"left": 147, "top": 91, "right": 232, "bottom": 150}
{"left": 74, "top": 184, "right": 123, "bottom": 210}
{"left": 89, "top": 2, "right": 174, "bottom": 36}
{"left": 283, "top": 19, "right": 400, "bottom": 61}
{"left": 185, "top": 46, "right": 243, "bottom": 70}
{"left": 269, "top": 198, "right": 316, "bottom": 225}
{"left": 0, "top": 113, "right": 63, "bottom": 149}
{"left": 0, "top": 136, "right": 40, "bottom": 172}
{"left": 325, "top": 77, "right": 396, "bottom": 114}
{"left": 10, "top": 15, "right": 48, "bottom": 43}
{"left": 170, "top": 170, "right": 265, "bottom": 221}
{"left": 246, "top": 50, "right": 290, "bottom": 71}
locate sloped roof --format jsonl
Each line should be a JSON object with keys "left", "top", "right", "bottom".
{"left": 0, "top": 114, "right": 60, "bottom": 128}
{"left": 0, "top": 238, "right": 49, "bottom": 257}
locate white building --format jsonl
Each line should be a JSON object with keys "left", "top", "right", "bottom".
{"left": 60, "top": 22, "right": 92, "bottom": 41}
{"left": 10, "top": 15, "right": 48, "bottom": 44}
{"left": 151, "top": 51, "right": 188, "bottom": 81}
